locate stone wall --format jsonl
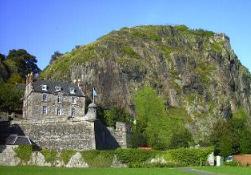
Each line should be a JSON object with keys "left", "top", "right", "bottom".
{"left": 0, "top": 145, "right": 126, "bottom": 167}
{"left": 12, "top": 119, "right": 96, "bottom": 151}
{"left": 94, "top": 120, "right": 129, "bottom": 149}
{"left": 8, "top": 119, "right": 129, "bottom": 151}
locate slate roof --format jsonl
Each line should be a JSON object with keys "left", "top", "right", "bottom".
{"left": 5, "top": 134, "right": 32, "bottom": 145}
{"left": 32, "top": 80, "right": 84, "bottom": 97}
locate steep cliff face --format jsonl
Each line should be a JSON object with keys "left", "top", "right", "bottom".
{"left": 41, "top": 25, "right": 251, "bottom": 141}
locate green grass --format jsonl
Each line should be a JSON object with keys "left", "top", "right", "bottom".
{"left": 0, "top": 166, "right": 194, "bottom": 175}
{"left": 196, "top": 166, "right": 251, "bottom": 175}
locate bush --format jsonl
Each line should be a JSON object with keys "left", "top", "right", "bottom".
{"left": 14, "top": 145, "right": 33, "bottom": 163}
{"left": 165, "top": 147, "right": 213, "bottom": 166}
{"left": 81, "top": 150, "right": 114, "bottom": 168}
{"left": 224, "top": 160, "right": 240, "bottom": 167}
{"left": 130, "top": 161, "right": 181, "bottom": 168}
{"left": 41, "top": 149, "right": 57, "bottom": 164}
{"left": 174, "top": 25, "right": 189, "bottom": 32}
{"left": 115, "top": 148, "right": 157, "bottom": 167}
{"left": 60, "top": 149, "right": 76, "bottom": 164}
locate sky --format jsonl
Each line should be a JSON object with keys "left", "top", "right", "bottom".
{"left": 0, "top": 0, "right": 250, "bottom": 70}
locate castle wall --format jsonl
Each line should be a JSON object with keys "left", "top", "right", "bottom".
{"left": 94, "top": 120, "right": 129, "bottom": 149}
{"left": 12, "top": 120, "right": 95, "bottom": 151}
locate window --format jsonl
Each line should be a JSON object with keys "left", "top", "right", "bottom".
{"left": 72, "top": 97, "right": 77, "bottom": 104}
{"left": 42, "top": 85, "right": 47, "bottom": 91}
{"left": 42, "top": 106, "right": 47, "bottom": 114}
{"left": 70, "top": 87, "right": 75, "bottom": 94}
{"left": 42, "top": 94, "right": 47, "bottom": 101}
{"left": 57, "top": 96, "right": 62, "bottom": 103}
{"left": 71, "top": 107, "right": 75, "bottom": 117}
{"left": 56, "top": 107, "right": 62, "bottom": 116}
{"left": 55, "top": 86, "right": 61, "bottom": 92}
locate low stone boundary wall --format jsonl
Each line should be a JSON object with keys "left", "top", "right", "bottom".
{"left": 0, "top": 145, "right": 125, "bottom": 168}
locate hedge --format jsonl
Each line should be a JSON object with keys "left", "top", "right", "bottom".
{"left": 165, "top": 147, "right": 213, "bottom": 166}
{"left": 81, "top": 150, "right": 114, "bottom": 168}
{"left": 115, "top": 148, "right": 158, "bottom": 167}
{"left": 12, "top": 146, "right": 213, "bottom": 167}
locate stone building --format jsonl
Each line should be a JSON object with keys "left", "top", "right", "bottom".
{"left": 5, "top": 73, "right": 130, "bottom": 151}
{"left": 23, "top": 73, "right": 85, "bottom": 120}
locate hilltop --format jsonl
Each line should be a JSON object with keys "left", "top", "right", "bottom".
{"left": 41, "top": 25, "right": 251, "bottom": 143}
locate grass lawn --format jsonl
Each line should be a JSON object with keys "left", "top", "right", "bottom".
{"left": 0, "top": 166, "right": 194, "bottom": 175}
{"left": 196, "top": 166, "right": 251, "bottom": 175}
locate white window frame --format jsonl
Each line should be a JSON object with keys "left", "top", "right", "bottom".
{"left": 42, "top": 85, "right": 47, "bottom": 91}
{"left": 55, "top": 86, "right": 61, "bottom": 92}
{"left": 70, "top": 87, "right": 75, "bottom": 94}
{"left": 42, "top": 106, "right": 47, "bottom": 114}
{"left": 56, "top": 107, "right": 62, "bottom": 116}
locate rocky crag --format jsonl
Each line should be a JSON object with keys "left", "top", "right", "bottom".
{"left": 41, "top": 25, "right": 251, "bottom": 142}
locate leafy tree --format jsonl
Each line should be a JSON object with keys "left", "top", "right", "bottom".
{"left": 133, "top": 86, "right": 192, "bottom": 149}
{"left": 0, "top": 83, "right": 23, "bottom": 112}
{"left": 210, "top": 120, "right": 234, "bottom": 157}
{"left": 0, "top": 53, "right": 5, "bottom": 61}
{"left": 210, "top": 108, "right": 251, "bottom": 157}
{"left": 49, "top": 51, "right": 63, "bottom": 64}
{"left": 102, "top": 107, "right": 131, "bottom": 127}
{"left": 6, "top": 49, "right": 40, "bottom": 78}
{"left": 7, "top": 73, "right": 23, "bottom": 84}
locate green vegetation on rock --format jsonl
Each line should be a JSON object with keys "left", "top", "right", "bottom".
{"left": 14, "top": 145, "right": 32, "bottom": 164}
{"left": 60, "top": 149, "right": 76, "bottom": 164}
{"left": 81, "top": 150, "right": 114, "bottom": 168}
{"left": 41, "top": 149, "right": 57, "bottom": 164}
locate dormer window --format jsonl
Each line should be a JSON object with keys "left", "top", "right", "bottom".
{"left": 70, "top": 87, "right": 75, "bottom": 94}
{"left": 55, "top": 86, "right": 61, "bottom": 92}
{"left": 42, "top": 85, "right": 47, "bottom": 91}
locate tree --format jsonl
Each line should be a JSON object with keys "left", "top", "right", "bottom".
{"left": 102, "top": 107, "right": 131, "bottom": 127}
{"left": 210, "top": 107, "right": 251, "bottom": 157}
{"left": 133, "top": 86, "right": 192, "bottom": 149}
{"left": 0, "top": 83, "right": 23, "bottom": 112}
{"left": 210, "top": 120, "right": 234, "bottom": 157}
{"left": 49, "top": 51, "right": 63, "bottom": 64}
{"left": 6, "top": 49, "right": 40, "bottom": 78}
{"left": 0, "top": 53, "right": 5, "bottom": 61}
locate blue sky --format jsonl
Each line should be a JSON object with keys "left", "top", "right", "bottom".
{"left": 0, "top": 0, "right": 250, "bottom": 70}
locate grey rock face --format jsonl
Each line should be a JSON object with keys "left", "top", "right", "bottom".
{"left": 66, "top": 152, "right": 88, "bottom": 168}
{"left": 0, "top": 145, "right": 20, "bottom": 166}
{"left": 42, "top": 25, "right": 251, "bottom": 142}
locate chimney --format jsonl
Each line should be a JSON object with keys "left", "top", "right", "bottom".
{"left": 26, "top": 72, "right": 33, "bottom": 85}
{"left": 77, "top": 78, "right": 81, "bottom": 87}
